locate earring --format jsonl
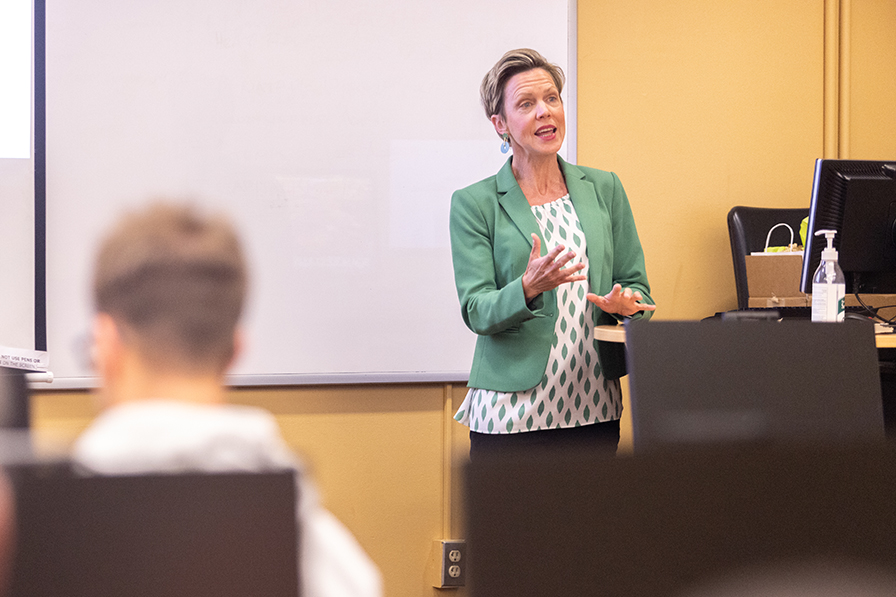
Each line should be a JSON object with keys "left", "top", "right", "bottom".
{"left": 500, "top": 133, "right": 510, "bottom": 154}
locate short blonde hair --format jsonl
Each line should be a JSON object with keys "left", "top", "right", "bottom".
{"left": 480, "top": 48, "right": 565, "bottom": 119}
{"left": 93, "top": 202, "right": 247, "bottom": 374}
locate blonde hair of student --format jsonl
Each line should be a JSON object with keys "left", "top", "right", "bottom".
{"left": 92, "top": 202, "right": 247, "bottom": 375}
{"left": 479, "top": 47, "right": 566, "bottom": 121}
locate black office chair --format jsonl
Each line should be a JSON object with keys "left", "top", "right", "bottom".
{"left": 727, "top": 206, "right": 808, "bottom": 310}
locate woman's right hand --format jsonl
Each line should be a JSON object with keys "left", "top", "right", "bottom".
{"left": 521, "top": 233, "right": 586, "bottom": 301}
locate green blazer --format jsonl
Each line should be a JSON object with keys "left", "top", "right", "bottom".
{"left": 449, "top": 155, "right": 653, "bottom": 392}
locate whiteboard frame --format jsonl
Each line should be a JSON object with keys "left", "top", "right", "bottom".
{"left": 36, "top": 1, "right": 577, "bottom": 389}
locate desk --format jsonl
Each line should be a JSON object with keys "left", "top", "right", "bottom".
{"left": 597, "top": 324, "right": 896, "bottom": 347}
{"left": 595, "top": 325, "right": 626, "bottom": 344}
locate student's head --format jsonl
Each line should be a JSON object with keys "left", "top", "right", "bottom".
{"left": 92, "top": 202, "right": 247, "bottom": 379}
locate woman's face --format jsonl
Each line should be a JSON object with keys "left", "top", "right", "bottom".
{"left": 491, "top": 68, "right": 565, "bottom": 162}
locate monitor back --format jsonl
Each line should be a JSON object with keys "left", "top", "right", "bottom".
{"left": 7, "top": 467, "right": 299, "bottom": 597}
{"left": 624, "top": 319, "right": 884, "bottom": 451}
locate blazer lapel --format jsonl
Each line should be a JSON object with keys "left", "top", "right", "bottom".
{"left": 496, "top": 156, "right": 608, "bottom": 261}
{"left": 561, "top": 158, "right": 600, "bottom": 236}
{"left": 561, "top": 157, "right": 610, "bottom": 290}
{"left": 496, "top": 157, "right": 541, "bottom": 254}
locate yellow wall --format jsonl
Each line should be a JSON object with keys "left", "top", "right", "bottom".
{"left": 28, "top": 2, "right": 896, "bottom": 596}
{"left": 844, "top": 0, "right": 896, "bottom": 159}
{"left": 578, "top": 0, "right": 825, "bottom": 320}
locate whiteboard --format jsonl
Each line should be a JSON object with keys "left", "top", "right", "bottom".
{"left": 0, "top": 0, "right": 36, "bottom": 354}
{"left": 45, "top": 0, "right": 573, "bottom": 387}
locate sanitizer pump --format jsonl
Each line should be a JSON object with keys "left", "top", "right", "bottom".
{"left": 811, "top": 229, "right": 845, "bottom": 322}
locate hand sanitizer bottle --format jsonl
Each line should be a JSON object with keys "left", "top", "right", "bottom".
{"left": 811, "top": 229, "right": 845, "bottom": 322}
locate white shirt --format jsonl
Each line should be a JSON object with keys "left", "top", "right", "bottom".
{"left": 72, "top": 400, "right": 382, "bottom": 597}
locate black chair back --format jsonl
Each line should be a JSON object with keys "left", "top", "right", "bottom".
{"left": 8, "top": 467, "right": 299, "bottom": 597}
{"left": 467, "top": 444, "right": 896, "bottom": 597}
{"left": 625, "top": 318, "right": 884, "bottom": 452}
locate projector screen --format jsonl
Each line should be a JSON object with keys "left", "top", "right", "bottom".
{"left": 44, "top": 0, "right": 574, "bottom": 387}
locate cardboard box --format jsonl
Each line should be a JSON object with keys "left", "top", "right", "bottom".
{"left": 845, "top": 294, "right": 896, "bottom": 318}
{"left": 745, "top": 253, "right": 809, "bottom": 308}
{"left": 746, "top": 252, "right": 896, "bottom": 315}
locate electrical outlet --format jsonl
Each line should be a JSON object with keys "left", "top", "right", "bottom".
{"left": 431, "top": 539, "right": 466, "bottom": 588}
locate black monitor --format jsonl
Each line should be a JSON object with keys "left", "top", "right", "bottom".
{"left": 799, "top": 159, "right": 896, "bottom": 295}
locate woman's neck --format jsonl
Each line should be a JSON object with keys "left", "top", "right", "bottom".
{"left": 511, "top": 154, "right": 567, "bottom": 206}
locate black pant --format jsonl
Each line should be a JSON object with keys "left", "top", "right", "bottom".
{"left": 469, "top": 420, "right": 620, "bottom": 461}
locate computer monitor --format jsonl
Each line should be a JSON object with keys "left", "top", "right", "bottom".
{"left": 799, "top": 159, "right": 896, "bottom": 294}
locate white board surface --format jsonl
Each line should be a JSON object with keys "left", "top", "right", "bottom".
{"left": 0, "top": 0, "right": 35, "bottom": 354}
{"left": 44, "top": 0, "right": 572, "bottom": 386}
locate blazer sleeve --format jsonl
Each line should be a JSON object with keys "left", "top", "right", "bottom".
{"left": 449, "top": 186, "right": 546, "bottom": 336}
{"left": 607, "top": 171, "right": 654, "bottom": 322}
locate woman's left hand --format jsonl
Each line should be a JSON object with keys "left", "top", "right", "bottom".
{"left": 586, "top": 284, "right": 656, "bottom": 317}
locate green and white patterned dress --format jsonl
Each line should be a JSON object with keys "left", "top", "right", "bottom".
{"left": 454, "top": 195, "right": 622, "bottom": 434}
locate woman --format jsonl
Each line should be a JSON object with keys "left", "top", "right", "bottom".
{"left": 449, "top": 48, "right": 655, "bottom": 457}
